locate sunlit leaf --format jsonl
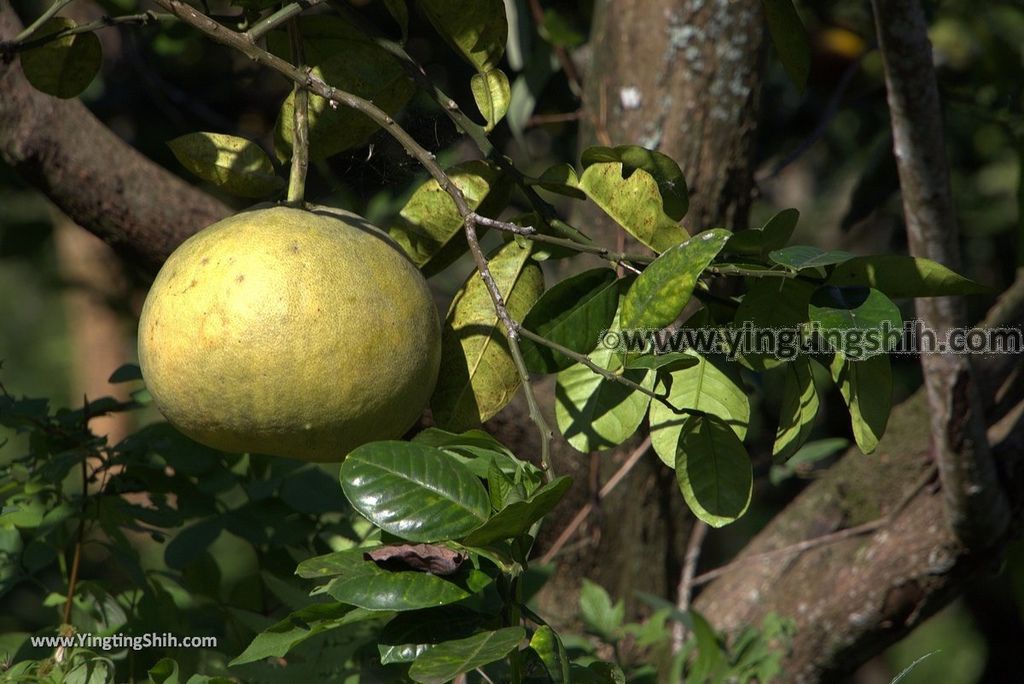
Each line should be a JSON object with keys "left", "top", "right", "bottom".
{"left": 621, "top": 229, "right": 730, "bottom": 330}
{"left": 772, "top": 357, "right": 818, "bottom": 462}
{"left": 827, "top": 255, "right": 990, "bottom": 297}
{"left": 461, "top": 476, "right": 571, "bottom": 545}
{"left": 418, "top": 0, "right": 508, "bottom": 71}
{"left": 431, "top": 242, "right": 544, "bottom": 431}
{"left": 408, "top": 627, "right": 525, "bottom": 683}
{"left": 471, "top": 68, "right": 512, "bottom": 131}
{"left": 675, "top": 415, "right": 752, "bottom": 527}
{"left": 340, "top": 442, "right": 489, "bottom": 542}
{"left": 830, "top": 353, "right": 891, "bottom": 454}
{"left": 167, "top": 133, "right": 284, "bottom": 198}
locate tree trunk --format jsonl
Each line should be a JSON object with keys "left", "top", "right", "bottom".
{"left": 532, "top": 0, "right": 766, "bottom": 620}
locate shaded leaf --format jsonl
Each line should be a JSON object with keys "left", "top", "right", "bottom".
{"left": 230, "top": 603, "right": 385, "bottom": 665}
{"left": 769, "top": 245, "right": 854, "bottom": 270}
{"left": 675, "top": 415, "right": 753, "bottom": 527}
{"left": 520, "top": 268, "right": 621, "bottom": 373}
{"left": 826, "top": 255, "right": 989, "bottom": 297}
{"left": 408, "top": 627, "right": 525, "bottom": 683}
{"left": 270, "top": 17, "right": 414, "bottom": 160}
{"left": 579, "top": 579, "right": 623, "bottom": 641}
{"left": 378, "top": 607, "right": 485, "bottom": 664}
{"left": 530, "top": 626, "right": 571, "bottom": 683}
{"left": 20, "top": 18, "right": 101, "bottom": 99}
{"left": 321, "top": 561, "right": 470, "bottom": 611}
{"left": 830, "top": 354, "right": 891, "bottom": 454}
{"left": 621, "top": 351, "right": 700, "bottom": 371}
{"left": 471, "top": 68, "right": 512, "bottom": 131}
{"left": 418, "top": 0, "right": 508, "bottom": 71}
{"left": 732, "top": 278, "right": 816, "bottom": 370}
{"left": 762, "top": 0, "right": 811, "bottom": 91}
{"left": 809, "top": 286, "right": 902, "bottom": 359}
{"left": 620, "top": 229, "right": 730, "bottom": 330}
{"left": 530, "top": 163, "right": 586, "bottom": 199}
{"left": 108, "top": 364, "right": 142, "bottom": 383}
{"left": 382, "top": 0, "right": 409, "bottom": 41}
{"left": 340, "top": 442, "right": 490, "bottom": 542}
{"left": 772, "top": 357, "right": 819, "bottom": 462}
{"left": 167, "top": 133, "right": 284, "bottom": 198}
{"left": 461, "top": 476, "right": 571, "bottom": 546}
{"left": 431, "top": 242, "right": 544, "bottom": 431}
{"left": 649, "top": 351, "right": 749, "bottom": 468}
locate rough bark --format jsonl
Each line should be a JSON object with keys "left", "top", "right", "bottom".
{"left": 0, "top": 3, "right": 229, "bottom": 273}
{"left": 580, "top": 0, "right": 765, "bottom": 232}
{"left": 871, "top": 0, "right": 1009, "bottom": 548}
{"left": 532, "top": 0, "right": 766, "bottom": 618}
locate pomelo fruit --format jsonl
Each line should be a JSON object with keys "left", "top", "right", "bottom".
{"left": 137, "top": 205, "right": 441, "bottom": 461}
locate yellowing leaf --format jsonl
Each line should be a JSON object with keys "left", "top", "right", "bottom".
{"left": 167, "top": 132, "right": 284, "bottom": 198}
{"left": 471, "top": 68, "right": 512, "bottom": 131}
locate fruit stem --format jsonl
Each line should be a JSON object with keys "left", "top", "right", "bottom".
{"left": 286, "top": 19, "right": 309, "bottom": 205}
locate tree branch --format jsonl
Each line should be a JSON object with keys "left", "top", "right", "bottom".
{"left": 871, "top": 0, "right": 1009, "bottom": 548}
{"left": 0, "top": 3, "right": 229, "bottom": 273}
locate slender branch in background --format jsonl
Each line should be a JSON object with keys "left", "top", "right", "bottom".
{"left": 758, "top": 54, "right": 866, "bottom": 182}
{"left": 528, "top": 111, "right": 582, "bottom": 127}
{"left": 525, "top": 0, "right": 582, "bottom": 96}
{"left": 2, "top": 11, "right": 171, "bottom": 54}
{"left": 872, "top": 0, "right": 1009, "bottom": 548}
{"left": 286, "top": 20, "right": 309, "bottom": 204}
{"left": 245, "top": 0, "right": 324, "bottom": 42}
{"left": 11, "top": 0, "right": 73, "bottom": 44}
{"left": 539, "top": 436, "right": 652, "bottom": 564}
{"left": 672, "top": 521, "right": 708, "bottom": 652}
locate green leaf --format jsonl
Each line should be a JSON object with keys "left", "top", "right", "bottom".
{"left": 620, "top": 229, "right": 730, "bottom": 331}
{"left": 649, "top": 351, "right": 749, "bottom": 467}
{"left": 772, "top": 357, "right": 819, "bottom": 462}
{"left": 270, "top": 17, "right": 414, "bottom": 160}
{"left": 148, "top": 658, "right": 180, "bottom": 684}
{"left": 530, "top": 164, "right": 586, "bottom": 199}
{"left": 830, "top": 354, "right": 891, "bottom": 454}
{"left": 769, "top": 245, "right": 855, "bottom": 270}
{"left": 770, "top": 437, "right": 849, "bottom": 485}
{"left": 826, "top": 255, "right": 990, "bottom": 297}
{"left": 809, "top": 286, "right": 902, "bottom": 358}
{"left": 730, "top": 208, "right": 801, "bottom": 256}
{"left": 530, "top": 626, "right": 571, "bottom": 683}
{"left": 762, "top": 0, "right": 811, "bottom": 92}
{"left": 581, "top": 146, "right": 689, "bottom": 220}
{"left": 540, "top": 8, "right": 585, "bottom": 48}
{"left": 108, "top": 364, "right": 143, "bottom": 383}
{"left": 230, "top": 603, "right": 386, "bottom": 665}
{"left": 688, "top": 609, "right": 729, "bottom": 681}
{"left": 167, "top": 133, "right": 284, "bottom": 198}
{"left": 554, "top": 322, "right": 654, "bottom": 453}
{"left": 579, "top": 579, "right": 624, "bottom": 641}
{"left": 431, "top": 241, "right": 544, "bottom": 431}
{"left": 340, "top": 441, "right": 490, "bottom": 542}
{"left": 732, "top": 278, "right": 816, "bottom": 370}
{"left": 19, "top": 18, "right": 101, "bottom": 98}
{"left": 408, "top": 627, "right": 525, "bottom": 684}
{"left": 389, "top": 161, "right": 510, "bottom": 273}
{"left": 621, "top": 352, "right": 700, "bottom": 371}
{"left": 321, "top": 561, "right": 470, "bottom": 611}
{"left": 462, "top": 476, "right": 571, "bottom": 545}
{"left": 579, "top": 147, "right": 689, "bottom": 252}
{"left": 382, "top": 0, "right": 410, "bottom": 41}
{"left": 418, "top": 0, "right": 508, "bottom": 71}
{"left": 471, "top": 68, "right": 511, "bottom": 131}
{"left": 674, "top": 415, "right": 753, "bottom": 527}
{"left": 520, "top": 268, "right": 621, "bottom": 373}
{"left": 378, "top": 607, "right": 484, "bottom": 664}
{"left": 486, "top": 458, "right": 516, "bottom": 510}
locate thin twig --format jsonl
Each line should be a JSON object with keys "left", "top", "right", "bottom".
{"left": 286, "top": 20, "right": 309, "bottom": 204}
{"left": 4, "top": 11, "right": 170, "bottom": 54}
{"left": 528, "top": 111, "right": 583, "bottom": 126}
{"left": 690, "top": 465, "right": 936, "bottom": 588}
{"left": 245, "top": 0, "right": 324, "bottom": 42}
{"left": 539, "top": 436, "right": 652, "bottom": 564}
{"left": 672, "top": 521, "right": 708, "bottom": 651}
{"left": 12, "top": 0, "right": 73, "bottom": 44}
